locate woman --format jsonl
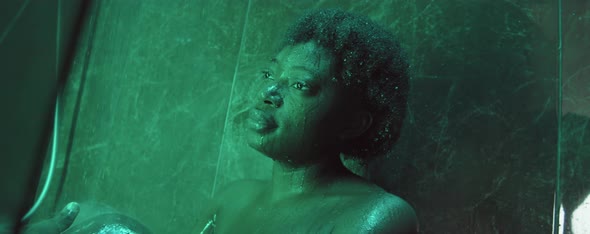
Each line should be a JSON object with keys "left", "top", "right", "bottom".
{"left": 23, "top": 8, "right": 417, "bottom": 234}
{"left": 199, "top": 9, "right": 418, "bottom": 234}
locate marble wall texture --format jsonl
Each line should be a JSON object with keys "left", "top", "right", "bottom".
{"left": 29, "top": 0, "right": 589, "bottom": 233}
{"left": 33, "top": 0, "right": 249, "bottom": 233}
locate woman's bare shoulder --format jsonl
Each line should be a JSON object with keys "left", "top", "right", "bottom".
{"left": 214, "top": 179, "right": 268, "bottom": 208}
{"left": 197, "top": 180, "right": 267, "bottom": 231}
{"left": 217, "top": 179, "right": 267, "bottom": 198}
{"left": 333, "top": 180, "right": 419, "bottom": 233}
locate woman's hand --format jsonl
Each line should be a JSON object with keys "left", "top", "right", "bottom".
{"left": 22, "top": 202, "right": 80, "bottom": 234}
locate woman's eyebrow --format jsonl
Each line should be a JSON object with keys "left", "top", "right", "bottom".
{"left": 269, "top": 57, "right": 316, "bottom": 75}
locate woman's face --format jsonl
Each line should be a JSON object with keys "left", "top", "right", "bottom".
{"left": 246, "top": 42, "right": 353, "bottom": 165}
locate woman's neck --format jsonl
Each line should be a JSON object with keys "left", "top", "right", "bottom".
{"left": 268, "top": 155, "right": 351, "bottom": 202}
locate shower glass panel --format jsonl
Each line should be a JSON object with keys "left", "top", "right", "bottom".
{"left": 558, "top": 1, "right": 590, "bottom": 234}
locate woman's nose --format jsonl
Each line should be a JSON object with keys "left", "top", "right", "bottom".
{"left": 260, "top": 83, "right": 283, "bottom": 108}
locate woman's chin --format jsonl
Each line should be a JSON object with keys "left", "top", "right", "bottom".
{"left": 245, "top": 130, "right": 266, "bottom": 151}
{"left": 246, "top": 138, "right": 260, "bottom": 151}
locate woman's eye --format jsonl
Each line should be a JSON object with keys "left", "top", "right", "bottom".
{"left": 292, "top": 82, "right": 310, "bottom": 91}
{"left": 261, "top": 71, "right": 273, "bottom": 80}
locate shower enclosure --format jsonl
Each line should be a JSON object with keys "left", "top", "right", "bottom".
{"left": 2, "top": 0, "right": 589, "bottom": 233}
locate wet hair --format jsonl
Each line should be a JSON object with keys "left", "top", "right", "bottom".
{"left": 283, "top": 9, "right": 410, "bottom": 159}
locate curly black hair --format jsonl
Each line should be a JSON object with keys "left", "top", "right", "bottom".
{"left": 282, "top": 9, "right": 410, "bottom": 159}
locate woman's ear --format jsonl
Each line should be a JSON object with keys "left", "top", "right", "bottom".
{"left": 337, "top": 110, "right": 373, "bottom": 140}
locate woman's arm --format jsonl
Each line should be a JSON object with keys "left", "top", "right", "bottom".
{"left": 21, "top": 202, "right": 80, "bottom": 234}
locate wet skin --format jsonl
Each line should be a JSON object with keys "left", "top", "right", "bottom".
{"left": 199, "top": 42, "right": 418, "bottom": 233}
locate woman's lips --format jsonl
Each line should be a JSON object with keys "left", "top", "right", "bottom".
{"left": 247, "top": 108, "right": 278, "bottom": 133}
